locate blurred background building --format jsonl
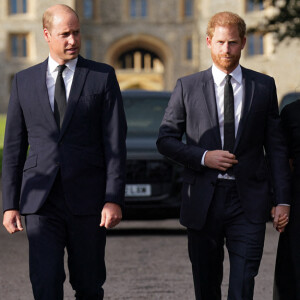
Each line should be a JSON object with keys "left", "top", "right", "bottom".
{"left": 0, "top": 0, "right": 299, "bottom": 113}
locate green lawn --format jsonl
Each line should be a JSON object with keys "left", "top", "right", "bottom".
{"left": 0, "top": 114, "right": 6, "bottom": 176}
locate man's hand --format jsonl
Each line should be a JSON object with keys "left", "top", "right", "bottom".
{"left": 100, "top": 203, "right": 122, "bottom": 229}
{"left": 3, "top": 210, "right": 24, "bottom": 234}
{"left": 272, "top": 205, "right": 290, "bottom": 233}
{"left": 204, "top": 150, "right": 238, "bottom": 171}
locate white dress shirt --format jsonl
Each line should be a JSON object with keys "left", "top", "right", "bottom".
{"left": 46, "top": 55, "right": 78, "bottom": 112}
{"left": 213, "top": 64, "right": 243, "bottom": 146}
{"left": 201, "top": 64, "right": 243, "bottom": 179}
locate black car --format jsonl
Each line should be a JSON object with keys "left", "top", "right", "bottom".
{"left": 279, "top": 92, "right": 300, "bottom": 112}
{"left": 122, "top": 90, "right": 182, "bottom": 219}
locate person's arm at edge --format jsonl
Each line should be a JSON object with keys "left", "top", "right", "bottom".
{"left": 264, "top": 78, "right": 291, "bottom": 232}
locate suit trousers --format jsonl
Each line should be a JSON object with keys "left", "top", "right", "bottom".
{"left": 273, "top": 229, "right": 296, "bottom": 300}
{"left": 25, "top": 172, "right": 106, "bottom": 300}
{"left": 187, "top": 179, "right": 266, "bottom": 300}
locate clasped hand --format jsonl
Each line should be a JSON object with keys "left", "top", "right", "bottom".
{"left": 204, "top": 150, "right": 238, "bottom": 171}
{"left": 271, "top": 206, "right": 290, "bottom": 233}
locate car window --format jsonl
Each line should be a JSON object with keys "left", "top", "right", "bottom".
{"left": 123, "top": 95, "right": 169, "bottom": 136}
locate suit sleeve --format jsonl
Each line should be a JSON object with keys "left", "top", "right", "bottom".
{"left": 102, "top": 68, "right": 127, "bottom": 207}
{"left": 2, "top": 74, "right": 29, "bottom": 212}
{"left": 280, "top": 104, "right": 293, "bottom": 159}
{"left": 264, "top": 78, "right": 291, "bottom": 205}
{"left": 156, "top": 79, "right": 206, "bottom": 172}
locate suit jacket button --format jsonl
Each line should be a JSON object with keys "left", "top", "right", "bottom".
{"left": 56, "top": 162, "right": 60, "bottom": 166}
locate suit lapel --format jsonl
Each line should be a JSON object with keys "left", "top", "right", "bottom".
{"left": 202, "top": 69, "right": 222, "bottom": 148}
{"left": 234, "top": 68, "right": 255, "bottom": 151}
{"left": 36, "top": 58, "right": 58, "bottom": 132}
{"left": 59, "top": 56, "right": 89, "bottom": 140}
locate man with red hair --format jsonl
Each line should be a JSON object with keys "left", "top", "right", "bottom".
{"left": 157, "top": 11, "right": 290, "bottom": 299}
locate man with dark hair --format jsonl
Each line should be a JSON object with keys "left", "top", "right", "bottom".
{"left": 2, "top": 4, "right": 127, "bottom": 300}
{"left": 157, "top": 11, "right": 290, "bottom": 300}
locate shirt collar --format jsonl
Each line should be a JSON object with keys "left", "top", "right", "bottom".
{"left": 48, "top": 54, "right": 78, "bottom": 73}
{"left": 212, "top": 64, "right": 242, "bottom": 86}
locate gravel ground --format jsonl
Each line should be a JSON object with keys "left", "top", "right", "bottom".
{"left": 0, "top": 190, "right": 279, "bottom": 299}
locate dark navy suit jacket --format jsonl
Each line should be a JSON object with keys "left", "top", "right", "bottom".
{"left": 2, "top": 55, "right": 127, "bottom": 215}
{"left": 157, "top": 67, "right": 291, "bottom": 230}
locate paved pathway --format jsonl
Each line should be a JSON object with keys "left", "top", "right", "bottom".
{"left": 0, "top": 186, "right": 279, "bottom": 299}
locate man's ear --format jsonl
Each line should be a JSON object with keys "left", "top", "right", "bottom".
{"left": 241, "top": 36, "right": 246, "bottom": 50}
{"left": 43, "top": 28, "right": 51, "bottom": 43}
{"left": 206, "top": 36, "right": 212, "bottom": 49}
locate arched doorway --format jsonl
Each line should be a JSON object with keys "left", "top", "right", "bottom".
{"left": 105, "top": 34, "right": 172, "bottom": 91}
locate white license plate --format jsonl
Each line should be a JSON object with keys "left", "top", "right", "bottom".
{"left": 125, "top": 184, "right": 151, "bottom": 197}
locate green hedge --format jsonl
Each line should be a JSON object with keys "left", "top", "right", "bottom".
{"left": 0, "top": 115, "right": 6, "bottom": 176}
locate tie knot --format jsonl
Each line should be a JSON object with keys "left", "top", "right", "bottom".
{"left": 225, "top": 74, "right": 232, "bottom": 83}
{"left": 57, "top": 65, "right": 66, "bottom": 74}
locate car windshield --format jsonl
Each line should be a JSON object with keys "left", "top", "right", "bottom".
{"left": 123, "top": 94, "right": 169, "bottom": 137}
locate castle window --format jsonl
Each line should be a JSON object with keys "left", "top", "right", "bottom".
{"left": 186, "top": 38, "right": 193, "bottom": 60}
{"left": 9, "top": 0, "right": 27, "bottom": 14}
{"left": 247, "top": 33, "right": 264, "bottom": 56}
{"left": 246, "top": 0, "right": 264, "bottom": 12}
{"left": 130, "top": 0, "right": 148, "bottom": 18}
{"left": 10, "top": 33, "right": 28, "bottom": 57}
{"left": 184, "top": 0, "right": 193, "bottom": 17}
{"left": 141, "top": 0, "right": 147, "bottom": 17}
{"left": 118, "top": 48, "right": 163, "bottom": 72}
{"left": 84, "top": 39, "right": 93, "bottom": 59}
{"left": 83, "top": 0, "right": 93, "bottom": 19}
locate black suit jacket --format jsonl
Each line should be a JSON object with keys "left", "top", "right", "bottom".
{"left": 2, "top": 55, "right": 127, "bottom": 215}
{"left": 157, "top": 67, "right": 291, "bottom": 230}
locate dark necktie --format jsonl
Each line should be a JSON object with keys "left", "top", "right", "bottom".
{"left": 54, "top": 64, "right": 67, "bottom": 129}
{"left": 223, "top": 74, "right": 235, "bottom": 153}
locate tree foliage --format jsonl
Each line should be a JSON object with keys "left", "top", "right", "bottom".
{"left": 262, "top": 0, "right": 300, "bottom": 41}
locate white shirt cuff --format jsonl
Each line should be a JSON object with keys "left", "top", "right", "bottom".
{"left": 201, "top": 150, "right": 208, "bottom": 166}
